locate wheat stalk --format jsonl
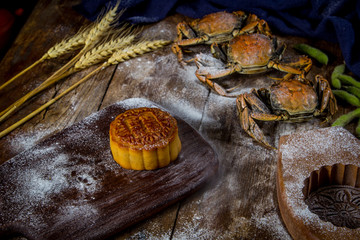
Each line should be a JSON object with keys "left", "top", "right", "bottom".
{"left": 0, "top": 65, "right": 104, "bottom": 139}
{"left": 0, "top": 3, "right": 122, "bottom": 122}
{"left": 0, "top": 73, "right": 65, "bottom": 123}
{"left": 0, "top": 2, "right": 120, "bottom": 92}
{"left": 0, "top": 39, "right": 170, "bottom": 138}
{"left": 0, "top": 26, "right": 91, "bottom": 91}
{"left": 44, "top": 3, "right": 121, "bottom": 82}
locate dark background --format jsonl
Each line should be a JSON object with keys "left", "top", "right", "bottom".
{"left": 0, "top": 1, "right": 38, "bottom": 60}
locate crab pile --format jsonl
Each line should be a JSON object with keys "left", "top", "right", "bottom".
{"left": 171, "top": 11, "right": 338, "bottom": 149}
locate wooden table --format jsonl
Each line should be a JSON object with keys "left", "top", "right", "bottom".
{"left": 0, "top": 0, "right": 351, "bottom": 239}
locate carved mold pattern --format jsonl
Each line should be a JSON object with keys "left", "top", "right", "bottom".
{"left": 305, "top": 185, "right": 360, "bottom": 229}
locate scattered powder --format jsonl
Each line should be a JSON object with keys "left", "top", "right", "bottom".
{"left": 252, "top": 211, "right": 291, "bottom": 240}
{"left": 21, "top": 153, "right": 69, "bottom": 202}
{"left": 6, "top": 124, "right": 58, "bottom": 154}
{"left": 166, "top": 98, "right": 211, "bottom": 127}
{"left": 128, "top": 57, "right": 156, "bottom": 80}
{"left": 194, "top": 53, "right": 226, "bottom": 74}
{"left": 119, "top": 98, "right": 160, "bottom": 113}
{"left": 0, "top": 106, "right": 129, "bottom": 234}
{"left": 126, "top": 227, "right": 171, "bottom": 240}
{"left": 172, "top": 214, "right": 217, "bottom": 240}
{"left": 1, "top": 142, "right": 102, "bottom": 229}
{"left": 55, "top": 203, "right": 98, "bottom": 224}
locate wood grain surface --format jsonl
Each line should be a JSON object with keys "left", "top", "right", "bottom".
{"left": 0, "top": 0, "right": 354, "bottom": 239}
{"left": 0, "top": 99, "right": 218, "bottom": 240}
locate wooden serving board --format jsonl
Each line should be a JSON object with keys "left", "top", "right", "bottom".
{"left": 0, "top": 98, "right": 219, "bottom": 240}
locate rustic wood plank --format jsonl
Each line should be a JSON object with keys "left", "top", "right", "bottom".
{"left": 0, "top": 0, "right": 352, "bottom": 239}
{"left": 0, "top": 100, "right": 218, "bottom": 239}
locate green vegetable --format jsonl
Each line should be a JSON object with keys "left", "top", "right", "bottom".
{"left": 333, "top": 90, "right": 360, "bottom": 107}
{"left": 356, "top": 118, "right": 360, "bottom": 137}
{"left": 332, "top": 108, "right": 360, "bottom": 127}
{"left": 293, "top": 43, "right": 329, "bottom": 65}
{"left": 338, "top": 74, "right": 360, "bottom": 88}
{"left": 343, "top": 86, "right": 360, "bottom": 99}
{"left": 330, "top": 64, "right": 345, "bottom": 89}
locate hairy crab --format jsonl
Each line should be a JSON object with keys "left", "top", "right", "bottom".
{"left": 236, "top": 75, "right": 337, "bottom": 149}
{"left": 194, "top": 33, "right": 312, "bottom": 96}
{"left": 171, "top": 11, "right": 271, "bottom": 64}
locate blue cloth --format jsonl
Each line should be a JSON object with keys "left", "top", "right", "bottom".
{"left": 75, "top": 0, "right": 360, "bottom": 78}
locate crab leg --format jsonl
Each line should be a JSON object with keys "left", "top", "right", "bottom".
{"left": 313, "top": 75, "right": 338, "bottom": 118}
{"left": 269, "top": 55, "right": 312, "bottom": 80}
{"left": 195, "top": 66, "right": 239, "bottom": 97}
{"left": 245, "top": 89, "right": 288, "bottom": 121}
{"left": 195, "top": 69, "right": 231, "bottom": 97}
{"left": 171, "top": 44, "right": 186, "bottom": 64}
{"left": 175, "top": 35, "right": 209, "bottom": 47}
{"left": 172, "top": 22, "right": 209, "bottom": 63}
{"left": 238, "top": 14, "right": 272, "bottom": 36}
{"left": 174, "top": 22, "right": 197, "bottom": 41}
{"left": 236, "top": 92, "right": 276, "bottom": 149}
{"left": 172, "top": 36, "right": 210, "bottom": 63}
{"left": 210, "top": 42, "right": 227, "bottom": 62}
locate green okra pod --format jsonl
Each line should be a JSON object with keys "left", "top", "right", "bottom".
{"left": 330, "top": 64, "right": 345, "bottom": 89}
{"left": 343, "top": 86, "right": 360, "bottom": 99}
{"left": 338, "top": 74, "right": 360, "bottom": 88}
{"left": 293, "top": 43, "right": 328, "bottom": 65}
{"left": 332, "top": 108, "right": 360, "bottom": 127}
{"left": 356, "top": 118, "right": 360, "bottom": 137}
{"left": 332, "top": 90, "right": 360, "bottom": 107}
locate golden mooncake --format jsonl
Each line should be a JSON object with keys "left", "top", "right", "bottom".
{"left": 109, "top": 107, "right": 181, "bottom": 170}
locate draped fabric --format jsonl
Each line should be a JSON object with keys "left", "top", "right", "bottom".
{"left": 75, "top": 0, "right": 360, "bottom": 77}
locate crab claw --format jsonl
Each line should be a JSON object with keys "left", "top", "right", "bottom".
{"left": 313, "top": 75, "right": 338, "bottom": 121}
{"left": 171, "top": 43, "right": 186, "bottom": 65}
{"left": 195, "top": 69, "right": 231, "bottom": 97}
{"left": 236, "top": 93, "right": 276, "bottom": 149}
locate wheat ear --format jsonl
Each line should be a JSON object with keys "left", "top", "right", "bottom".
{"left": 0, "top": 3, "right": 121, "bottom": 122}
{"left": 36, "top": 2, "right": 122, "bottom": 88}
{"left": 0, "top": 39, "right": 170, "bottom": 138}
{"left": 0, "top": 25, "right": 91, "bottom": 91}
{"left": 73, "top": 32, "right": 136, "bottom": 72}
{"left": 84, "top": 2, "right": 121, "bottom": 49}
{"left": 107, "top": 40, "right": 171, "bottom": 64}
{"left": 43, "top": 26, "right": 91, "bottom": 59}
{"left": 44, "top": 3, "right": 121, "bottom": 83}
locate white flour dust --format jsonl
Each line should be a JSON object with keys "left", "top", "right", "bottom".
{"left": 6, "top": 124, "right": 58, "bottom": 154}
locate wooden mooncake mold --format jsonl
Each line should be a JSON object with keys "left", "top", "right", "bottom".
{"left": 277, "top": 126, "right": 360, "bottom": 239}
{"left": 303, "top": 163, "right": 360, "bottom": 229}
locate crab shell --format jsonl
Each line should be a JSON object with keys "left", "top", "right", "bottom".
{"left": 227, "top": 33, "right": 279, "bottom": 74}
{"left": 190, "top": 11, "right": 245, "bottom": 43}
{"left": 269, "top": 80, "right": 318, "bottom": 116}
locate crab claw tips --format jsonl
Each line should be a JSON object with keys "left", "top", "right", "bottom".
{"left": 268, "top": 76, "right": 284, "bottom": 81}
{"left": 185, "top": 58, "right": 195, "bottom": 63}
{"left": 266, "top": 143, "right": 277, "bottom": 150}
{"left": 237, "top": 94, "right": 276, "bottom": 149}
